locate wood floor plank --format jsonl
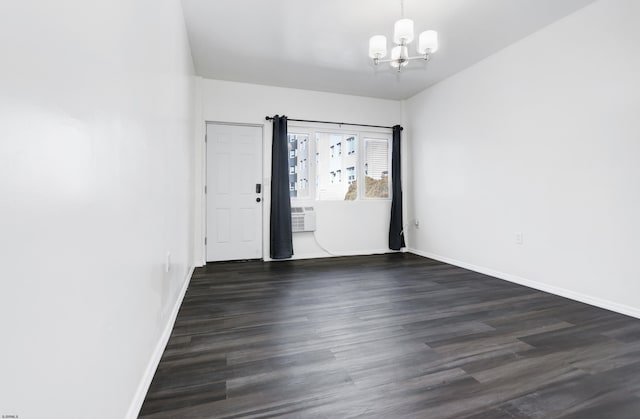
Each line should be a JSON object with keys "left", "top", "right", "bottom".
{"left": 139, "top": 253, "right": 640, "bottom": 418}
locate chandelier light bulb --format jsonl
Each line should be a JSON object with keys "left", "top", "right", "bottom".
{"left": 368, "top": 35, "right": 387, "bottom": 58}
{"left": 418, "top": 30, "right": 439, "bottom": 54}
{"left": 390, "top": 46, "right": 409, "bottom": 68}
{"left": 393, "top": 18, "right": 414, "bottom": 44}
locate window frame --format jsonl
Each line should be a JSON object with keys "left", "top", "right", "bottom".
{"left": 288, "top": 123, "right": 392, "bottom": 203}
{"left": 361, "top": 135, "right": 392, "bottom": 200}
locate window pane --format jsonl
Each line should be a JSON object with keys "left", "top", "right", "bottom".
{"left": 288, "top": 133, "right": 309, "bottom": 198}
{"left": 316, "top": 133, "right": 357, "bottom": 200}
{"left": 364, "top": 138, "right": 389, "bottom": 198}
{"left": 347, "top": 137, "right": 356, "bottom": 154}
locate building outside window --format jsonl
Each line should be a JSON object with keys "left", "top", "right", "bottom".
{"left": 316, "top": 133, "right": 357, "bottom": 200}
{"left": 288, "top": 133, "right": 309, "bottom": 198}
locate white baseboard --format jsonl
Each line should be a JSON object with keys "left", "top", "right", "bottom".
{"left": 126, "top": 265, "right": 195, "bottom": 419}
{"left": 267, "top": 248, "right": 395, "bottom": 262}
{"left": 408, "top": 248, "right": 640, "bottom": 320}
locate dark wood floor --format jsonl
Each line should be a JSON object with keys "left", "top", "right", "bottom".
{"left": 139, "top": 253, "right": 640, "bottom": 418}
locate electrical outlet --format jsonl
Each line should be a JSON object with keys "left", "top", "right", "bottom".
{"left": 165, "top": 252, "right": 171, "bottom": 272}
{"left": 515, "top": 232, "right": 523, "bottom": 245}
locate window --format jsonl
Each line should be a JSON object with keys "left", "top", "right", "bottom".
{"left": 364, "top": 138, "right": 389, "bottom": 199}
{"left": 347, "top": 166, "right": 356, "bottom": 184}
{"left": 288, "top": 133, "right": 309, "bottom": 198}
{"left": 289, "top": 126, "right": 391, "bottom": 202}
{"left": 347, "top": 137, "right": 356, "bottom": 154}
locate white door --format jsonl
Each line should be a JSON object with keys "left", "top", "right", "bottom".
{"left": 206, "top": 123, "right": 263, "bottom": 261}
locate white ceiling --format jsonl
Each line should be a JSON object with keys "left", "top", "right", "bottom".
{"left": 181, "top": 0, "right": 596, "bottom": 100}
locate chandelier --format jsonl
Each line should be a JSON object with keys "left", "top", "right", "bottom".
{"left": 368, "top": 0, "right": 439, "bottom": 72}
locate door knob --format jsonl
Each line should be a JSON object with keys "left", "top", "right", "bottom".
{"left": 256, "top": 197, "right": 261, "bottom": 202}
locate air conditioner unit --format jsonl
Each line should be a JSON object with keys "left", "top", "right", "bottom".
{"left": 291, "top": 206, "right": 316, "bottom": 233}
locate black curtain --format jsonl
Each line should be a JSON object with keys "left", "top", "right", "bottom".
{"left": 389, "top": 125, "right": 405, "bottom": 250}
{"left": 270, "top": 115, "right": 294, "bottom": 259}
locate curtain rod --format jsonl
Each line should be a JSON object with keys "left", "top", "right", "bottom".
{"left": 265, "top": 115, "right": 401, "bottom": 131}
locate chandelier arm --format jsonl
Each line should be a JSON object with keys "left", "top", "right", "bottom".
{"left": 374, "top": 54, "right": 430, "bottom": 65}
{"left": 405, "top": 54, "right": 432, "bottom": 61}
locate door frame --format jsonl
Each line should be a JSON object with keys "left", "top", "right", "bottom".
{"left": 203, "top": 121, "right": 265, "bottom": 263}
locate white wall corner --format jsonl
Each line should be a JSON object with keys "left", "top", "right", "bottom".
{"left": 193, "top": 76, "right": 206, "bottom": 267}
{"left": 400, "top": 98, "right": 410, "bottom": 249}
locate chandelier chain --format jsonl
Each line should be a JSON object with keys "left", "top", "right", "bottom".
{"left": 400, "top": 0, "right": 405, "bottom": 18}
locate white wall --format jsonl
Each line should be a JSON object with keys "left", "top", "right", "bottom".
{"left": 405, "top": 0, "right": 640, "bottom": 317}
{"left": 0, "top": 1, "right": 195, "bottom": 418}
{"left": 198, "top": 79, "right": 402, "bottom": 262}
